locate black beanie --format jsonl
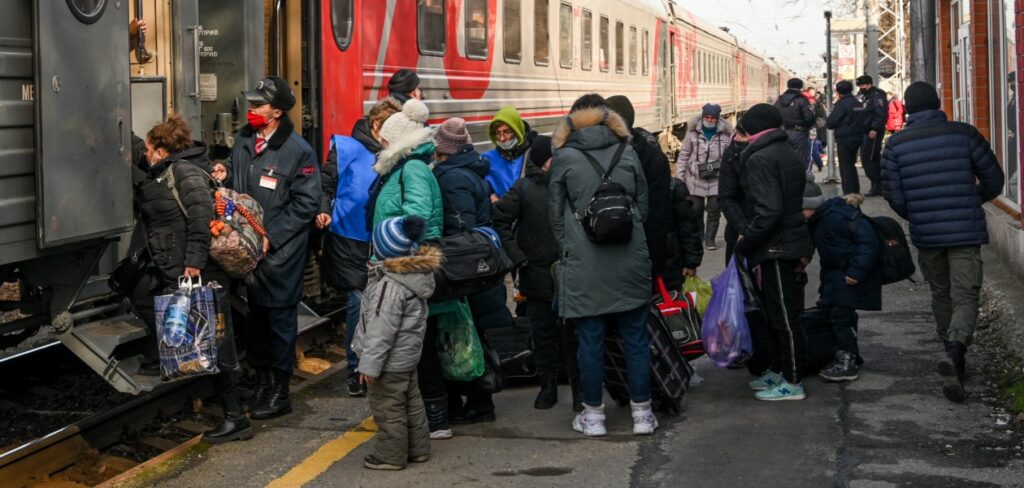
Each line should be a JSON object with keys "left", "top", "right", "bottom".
{"left": 904, "top": 81, "right": 941, "bottom": 114}
{"left": 388, "top": 69, "right": 420, "bottom": 95}
{"left": 606, "top": 95, "right": 636, "bottom": 128}
{"left": 529, "top": 135, "right": 553, "bottom": 167}
{"left": 739, "top": 103, "right": 784, "bottom": 134}
{"left": 856, "top": 75, "right": 873, "bottom": 86}
{"left": 836, "top": 80, "right": 854, "bottom": 96}
{"left": 787, "top": 78, "right": 804, "bottom": 90}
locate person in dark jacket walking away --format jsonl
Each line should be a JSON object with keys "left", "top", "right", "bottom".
{"left": 882, "top": 81, "right": 1005, "bottom": 403}
{"left": 219, "top": 76, "right": 321, "bottom": 420}
{"left": 493, "top": 135, "right": 582, "bottom": 412}
{"left": 387, "top": 69, "right": 422, "bottom": 105}
{"left": 354, "top": 216, "right": 439, "bottom": 470}
{"left": 677, "top": 104, "right": 732, "bottom": 250}
{"left": 827, "top": 80, "right": 868, "bottom": 194}
{"left": 607, "top": 96, "right": 673, "bottom": 287}
{"left": 317, "top": 97, "right": 403, "bottom": 397}
{"left": 484, "top": 106, "right": 538, "bottom": 200}
{"left": 135, "top": 116, "right": 252, "bottom": 444}
{"left": 804, "top": 187, "right": 882, "bottom": 382}
{"left": 857, "top": 75, "right": 888, "bottom": 196}
{"left": 432, "top": 118, "right": 511, "bottom": 426}
{"left": 718, "top": 125, "right": 751, "bottom": 263}
{"left": 550, "top": 94, "right": 655, "bottom": 436}
{"left": 774, "top": 78, "right": 816, "bottom": 165}
{"left": 733, "top": 104, "right": 815, "bottom": 401}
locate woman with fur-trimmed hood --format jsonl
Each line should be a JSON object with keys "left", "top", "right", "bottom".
{"left": 366, "top": 99, "right": 444, "bottom": 240}
{"left": 677, "top": 104, "right": 733, "bottom": 249}
{"left": 549, "top": 94, "right": 656, "bottom": 438}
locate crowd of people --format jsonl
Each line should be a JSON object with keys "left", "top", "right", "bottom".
{"left": 126, "top": 66, "right": 1005, "bottom": 471}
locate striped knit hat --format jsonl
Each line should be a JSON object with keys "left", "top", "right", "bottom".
{"left": 372, "top": 216, "right": 427, "bottom": 259}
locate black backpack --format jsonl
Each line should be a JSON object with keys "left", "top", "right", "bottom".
{"left": 569, "top": 141, "right": 634, "bottom": 245}
{"left": 863, "top": 215, "right": 916, "bottom": 284}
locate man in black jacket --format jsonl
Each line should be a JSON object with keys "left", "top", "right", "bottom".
{"left": 857, "top": 75, "right": 888, "bottom": 196}
{"left": 607, "top": 95, "right": 672, "bottom": 290}
{"left": 734, "top": 104, "right": 815, "bottom": 402}
{"left": 827, "top": 80, "right": 868, "bottom": 194}
{"left": 223, "top": 77, "right": 321, "bottom": 420}
{"left": 718, "top": 124, "right": 750, "bottom": 263}
{"left": 774, "top": 78, "right": 816, "bottom": 167}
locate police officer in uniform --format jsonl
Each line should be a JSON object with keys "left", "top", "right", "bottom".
{"left": 856, "top": 75, "right": 888, "bottom": 196}
{"left": 220, "top": 77, "right": 321, "bottom": 419}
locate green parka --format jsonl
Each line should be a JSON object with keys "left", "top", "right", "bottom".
{"left": 549, "top": 107, "right": 652, "bottom": 319}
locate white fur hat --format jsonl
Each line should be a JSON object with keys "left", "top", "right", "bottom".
{"left": 380, "top": 99, "right": 430, "bottom": 145}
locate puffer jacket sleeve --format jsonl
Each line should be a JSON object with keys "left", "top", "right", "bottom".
{"left": 969, "top": 128, "right": 1005, "bottom": 202}
{"left": 631, "top": 149, "right": 649, "bottom": 221}
{"left": 738, "top": 155, "right": 784, "bottom": 252}
{"left": 718, "top": 143, "right": 749, "bottom": 234}
{"left": 676, "top": 131, "right": 696, "bottom": 180}
{"left": 846, "top": 216, "right": 881, "bottom": 282}
{"left": 400, "top": 161, "right": 442, "bottom": 226}
{"left": 172, "top": 163, "right": 216, "bottom": 270}
{"left": 672, "top": 181, "right": 704, "bottom": 269}
{"left": 493, "top": 179, "right": 528, "bottom": 266}
{"left": 549, "top": 151, "right": 570, "bottom": 256}
{"left": 881, "top": 140, "right": 907, "bottom": 218}
{"left": 355, "top": 279, "right": 404, "bottom": 378}
{"left": 265, "top": 148, "right": 321, "bottom": 249}
{"left": 320, "top": 145, "right": 339, "bottom": 214}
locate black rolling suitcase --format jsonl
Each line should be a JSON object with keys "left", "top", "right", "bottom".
{"left": 485, "top": 315, "right": 537, "bottom": 379}
{"left": 603, "top": 305, "right": 694, "bottom": 415}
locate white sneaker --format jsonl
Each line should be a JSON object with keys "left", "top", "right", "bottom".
{"left": 571, "top": 403, "right": 607, "bottom": 437}
{"left": 429, "top": 429, "right": 453, "bottom": 440}
{"left": 631, "top": 400, "right": 659, "bottom": 435}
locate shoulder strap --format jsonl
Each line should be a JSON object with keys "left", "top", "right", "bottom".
{"left": 161, "top": 165, "right": 188, "bottom": 218}
{"left": 579, "top": 141, "right": 629, "bottom": 180}
{"left": 399, "top": 168, "right": 406, "bottom": 206}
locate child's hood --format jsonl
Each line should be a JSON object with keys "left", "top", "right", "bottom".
{"left": 817, "top": 194, "right": 865, "bottom": 221}
{"left": 373, "top": 245, "right": 442, "bottom": 299}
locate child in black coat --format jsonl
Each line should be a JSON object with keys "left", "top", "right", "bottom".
{"left": 804, "top": 185, "right": 882, "bottom": 382}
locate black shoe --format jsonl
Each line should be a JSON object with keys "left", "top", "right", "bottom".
{"left": 450, "top": 406, "right": 496, "bottom": 425}
{"left": 347, "top": 374, "right": 367, "bottom": 397}
{"left": 533, "top": 377, "right": 558, "bottom": 410}
{"left": 570, "top": 383, "right": 584, "bottom": 412}
{"left": 938, "top": 341, "right": 967, "bottom": 403}
{"left": 819, "top": 351, "right": 859, "bottom": 382}
{"left": 204, "top": 415, "right": 254, "bottom": 444}
{"left": 250, "top": 368, "right": 274, "bottom": 413}
{"left": 138, "top": 359, "right": 161, "bottom": 377}
{"left": 363, "top": 454, "right": 404, "bottom": 470}
{"left": 251, "top": 370, "right": 293, "bottom": 419}
{"left": 424, "top": 397, "right": 451, "bottom": 433}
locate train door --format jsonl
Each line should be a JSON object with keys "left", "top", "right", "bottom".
{"left": 320, "top": 0, "right": 362, "bottom": 151}
{"left": 272, "top": 0, "right": 321, "bottom": 154}
{"left": 35, "top": 1, "right": 133, "bottom": 248}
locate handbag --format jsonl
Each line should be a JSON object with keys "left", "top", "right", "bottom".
{"left": 697, "top": 141, "right": 721, "bottom": 179}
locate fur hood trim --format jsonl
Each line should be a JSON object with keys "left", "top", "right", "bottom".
{"left": 374, "top": 126, "right": 435, "bottom": 175}
{"left": 381, "top": 245, "right": 443, "bottom": 273}
{"left": 551, "top": 107, "right": 632, "bottom": 149}
{"left": 844, "top": 193, "right": 865, "bottom": 208}
{"left": 687, "top": 115, "right": 734, "bottom": 135}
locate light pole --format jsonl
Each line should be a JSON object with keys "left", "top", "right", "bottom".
{"left": 824, "top": 10, "right": 839, "bottom": 184}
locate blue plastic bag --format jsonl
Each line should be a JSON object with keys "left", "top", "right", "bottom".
{"left": 701, "top": 256, "right": 753, "bottom": 368}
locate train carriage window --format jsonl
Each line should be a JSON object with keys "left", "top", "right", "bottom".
{"left": 418, "top": 0, "right": 445, "bottom": 55}
{"left": 503, "top": 0, "right": 521, "bottom": 63}
{"left": 465, "top": 0, "right": 488, "bottom": 59}
{"left": 559, "top": 3, "right": 572, "bottom": 68}
{"left": 599, "top": 15, "right": 609, "bottom": 72}
{"left": 614, "top": 21, "right": 623, "bottom": 73}
{"left": 535, "top": 0, "right": 550, "bottom": 65}
{"left": 629, "top": 26, "right": 637, "bottom": 75}
{"left": 641, "top": 29, "right": 649, "bottom": 75}
{"left": 581, "top": 9, "right": 593, "bottom": 71}
{"left": 68, "top": 0, "right": 107, "bottom": 24}
{"left": 330, "top": 0, "right": 354, "bottom": 50}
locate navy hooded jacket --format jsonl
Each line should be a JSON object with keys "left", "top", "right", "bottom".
{"left": 434, "top": 144, "right": 493, "bottom": 235}
{"left": 881, "top": 109, "right": 1005, "bottom": 249}
{"left": 809, "top": 196, "right": 882, "bottom": 311}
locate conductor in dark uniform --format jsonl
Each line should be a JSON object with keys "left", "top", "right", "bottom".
{"left": 222, "top": 77, "right": 321, "bottom": 419}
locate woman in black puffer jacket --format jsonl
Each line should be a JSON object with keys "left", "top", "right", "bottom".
{"left": 133, "top": 115, "right": 252, "bottom": 445}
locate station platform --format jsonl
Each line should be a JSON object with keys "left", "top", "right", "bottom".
{"left": 122, "top": 180, "right": 1024, "bottom": 488}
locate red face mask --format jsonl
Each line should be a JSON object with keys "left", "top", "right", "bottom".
{"left": 247, "top": 110, "right": 271, "bottom": 130}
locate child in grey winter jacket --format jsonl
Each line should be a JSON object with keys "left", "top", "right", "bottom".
{"left": 353, "top": 216, "right": 441, "bottom": 470}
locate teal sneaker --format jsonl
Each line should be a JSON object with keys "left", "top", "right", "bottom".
{"left": 754, "top": 381, "right": 806, "bottom": 401}
{"left": 748, "top": 371, "right": 783, "bottom": 391}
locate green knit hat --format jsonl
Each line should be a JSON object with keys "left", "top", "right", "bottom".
{"left": 488, "top": 106, "right": 527, "bottom": 147}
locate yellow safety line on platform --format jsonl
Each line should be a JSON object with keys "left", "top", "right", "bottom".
{"left": 265, "top": 416, "right": 378, "bottom": 488}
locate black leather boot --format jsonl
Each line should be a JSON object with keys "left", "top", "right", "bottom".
{"left": 249, "top": 367, "right": 274, "bottom": 413}
{"left": 205, "top": 373, "right": 254, "bottom": 444}
{"left": 533, "top": 376, "right": 558, "bottom": 410}
{"left": 251, "top": 369, "right": 292, "bottom": 419}
{"left": 938, "top": 341, "right": 967, "bottom": 403}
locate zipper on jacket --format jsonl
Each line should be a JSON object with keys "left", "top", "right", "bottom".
{"left": 375, "top": 282, "right": 388, "bottom": 315}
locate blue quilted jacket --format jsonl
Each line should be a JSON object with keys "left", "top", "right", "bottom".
{"left": 881, "top": 110, "right": 1004, "bottom": 248}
